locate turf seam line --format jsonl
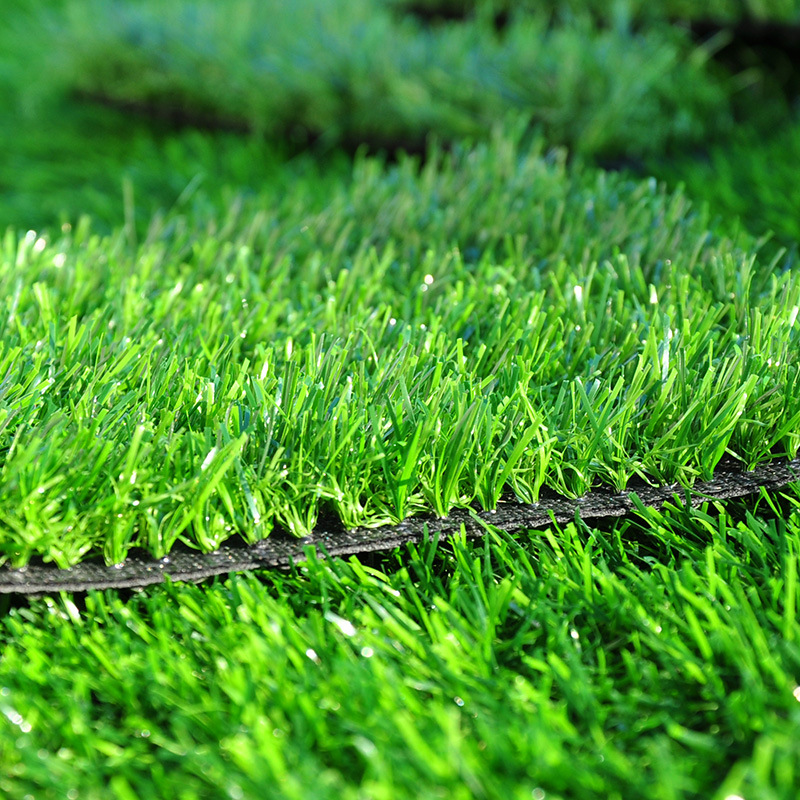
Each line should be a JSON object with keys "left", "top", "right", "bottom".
{"left": 1, "top": 457, "right": 798, "bottom": 594}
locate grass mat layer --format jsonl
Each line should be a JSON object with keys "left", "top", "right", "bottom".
{"left": 2, "top": 131, "right": 799, "bottom": 568}
{"left": 2, "top": 487, "right": 800, "bottom": 798}
{"left": 0, "top": 102, "right": 347, "bottom": 237}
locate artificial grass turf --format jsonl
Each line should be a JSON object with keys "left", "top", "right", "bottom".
{"left": 0, "top": 78, "right": 354, "bottom": 237}
{"left": 0, "top": 14, "right": 799, "bottom": 800}
{"left": 2, "top": 130, "right": 799, "bottom": 569}
{"left": 13, "top": 0, "right": 729, "bottom": 159}
{"left": 8, "top": 0, "right": 798, "bottom": 242}
{"left": 2, "top": 486, "right": 800, "bottom": 799}
{"left": 0, "top": 2, "right": 351, "bottom": 235}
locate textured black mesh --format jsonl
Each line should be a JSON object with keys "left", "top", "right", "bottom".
{"left": 1, "top": 457, "right": 797, "bottom": 594}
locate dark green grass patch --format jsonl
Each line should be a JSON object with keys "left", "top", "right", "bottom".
{"left": 391, "top": 0, "right": 800, "bottom": 24}
{"left": 2, "top": 486, "right": 799, "bottom": 799}
{"left": 649, "top": 117, "right": 800, "bottom": 250}
{"left": 0, "top": 2, "right": 352, "bottom": 234}
{"left": 1, "top": 131, "right": 798, "bottom": 568}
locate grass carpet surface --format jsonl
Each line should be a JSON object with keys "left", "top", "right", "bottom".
{"left": 1, "top": 130, "right": 799, "bottom": 569}
{"left": 2, "top": 1, "right": 800, "bottom": 798}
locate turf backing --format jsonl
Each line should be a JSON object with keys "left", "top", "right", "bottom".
{"left": 2, "top": 456, "right": 798, "bottom": 593}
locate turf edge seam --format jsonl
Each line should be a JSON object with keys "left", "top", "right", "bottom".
{"left": 1, "top": 457, "right": 798, "bottom": 594}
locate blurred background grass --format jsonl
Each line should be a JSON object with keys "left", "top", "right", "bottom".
{"left": 2, "top": 0, "right": 799, "bottom": 244}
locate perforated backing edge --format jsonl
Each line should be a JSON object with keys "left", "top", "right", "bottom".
{"left": 2, "top": 457, "right": 798, "bottom": 594}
